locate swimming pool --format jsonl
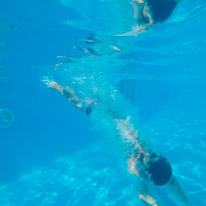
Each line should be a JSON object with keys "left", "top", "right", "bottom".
{"left": 0, "top": 0, "right": 206, "bottom": 205}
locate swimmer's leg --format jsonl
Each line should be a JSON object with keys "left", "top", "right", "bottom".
{"left": 165, "top": 175, "right": 191, "bottom": 206}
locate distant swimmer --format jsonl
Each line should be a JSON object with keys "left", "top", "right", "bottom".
{"left": 119, "top": 0, "right": 180, "bottom": 36}
{"left": 45, "top": 80, "right": 191, "bottom": 206}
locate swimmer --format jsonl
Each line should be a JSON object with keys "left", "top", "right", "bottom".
{"left": 117, "top": 117, "right": 190, "bottom": 206}
{"left": 48, "top": 81, "right": 84, "bottom": 111}
{"left": 119, "top": 0, "right": 180, "bottom": 36}
{"left": 47, "top": 81, "right": 99, "bottom": 115}
{"left": 45, "top": 80, "right": 191, "bottom": 206}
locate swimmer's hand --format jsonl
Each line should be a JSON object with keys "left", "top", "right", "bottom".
{"left": 41, "top": 77, "right": 56, "bottom": 89}
{"left": 41, "top": 77, "right": 60, "bottom": 91}
{"left": 116, "top": 25, "right": 145, "bottom": 37}
{"left": 47, "top": 81, "right": 58, "bottom": 90}
{"left": 139, "top": 193, "right": 159, "bottom": 206}
{"left": 116, "top": 24, "right": 152, "bottom": 36}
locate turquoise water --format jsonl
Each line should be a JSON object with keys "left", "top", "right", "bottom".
{"left": 0, "top": 0, "right": 206, "bottom": 205}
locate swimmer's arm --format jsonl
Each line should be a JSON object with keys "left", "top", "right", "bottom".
{"left": 131, "top": 0, "right": 144, "bottom": 19}
{"left": 142, "top": 2, "right": 153, "bottom": 25}
{"left": 128, "top": 158, "right": 159, "bottom": 206}
{"left": 117, "top": 1, "right": 153, "bottom": 36}
{"left": 138, "top": 180, "right": 159, "bottom": 206}
{"left": 128, "top": 157, "right": 140, "bottom": 176}
{"left": 130, "top": 0, "right": 139, "bottom": 20}
{"left": 48, "top": 81, "right": 83, "bottom": 111}
{"left": 165, "top": 175, "right": 191, "bottom": 206}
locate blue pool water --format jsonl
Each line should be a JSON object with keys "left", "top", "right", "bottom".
{"left": 0, "top": 0, "right": 206, "bottom": 205}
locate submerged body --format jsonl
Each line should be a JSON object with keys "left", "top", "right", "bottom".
{"left": 45, "top": 80, "right": 191, "bottom": 206}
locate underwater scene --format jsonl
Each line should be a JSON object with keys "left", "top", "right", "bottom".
{"left": 0, "top": 0, "right": 206, "bottom": 205}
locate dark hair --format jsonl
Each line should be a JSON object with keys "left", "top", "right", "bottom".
{"left": 146, "top": 155, "right": 172, "bottom": 186}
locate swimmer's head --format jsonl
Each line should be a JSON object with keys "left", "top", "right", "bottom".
{"left": 146, "top": 154, "right": 172, "bottom": 186}
{"left": 86, "top": 105, "right": 93, "bottom": 115}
